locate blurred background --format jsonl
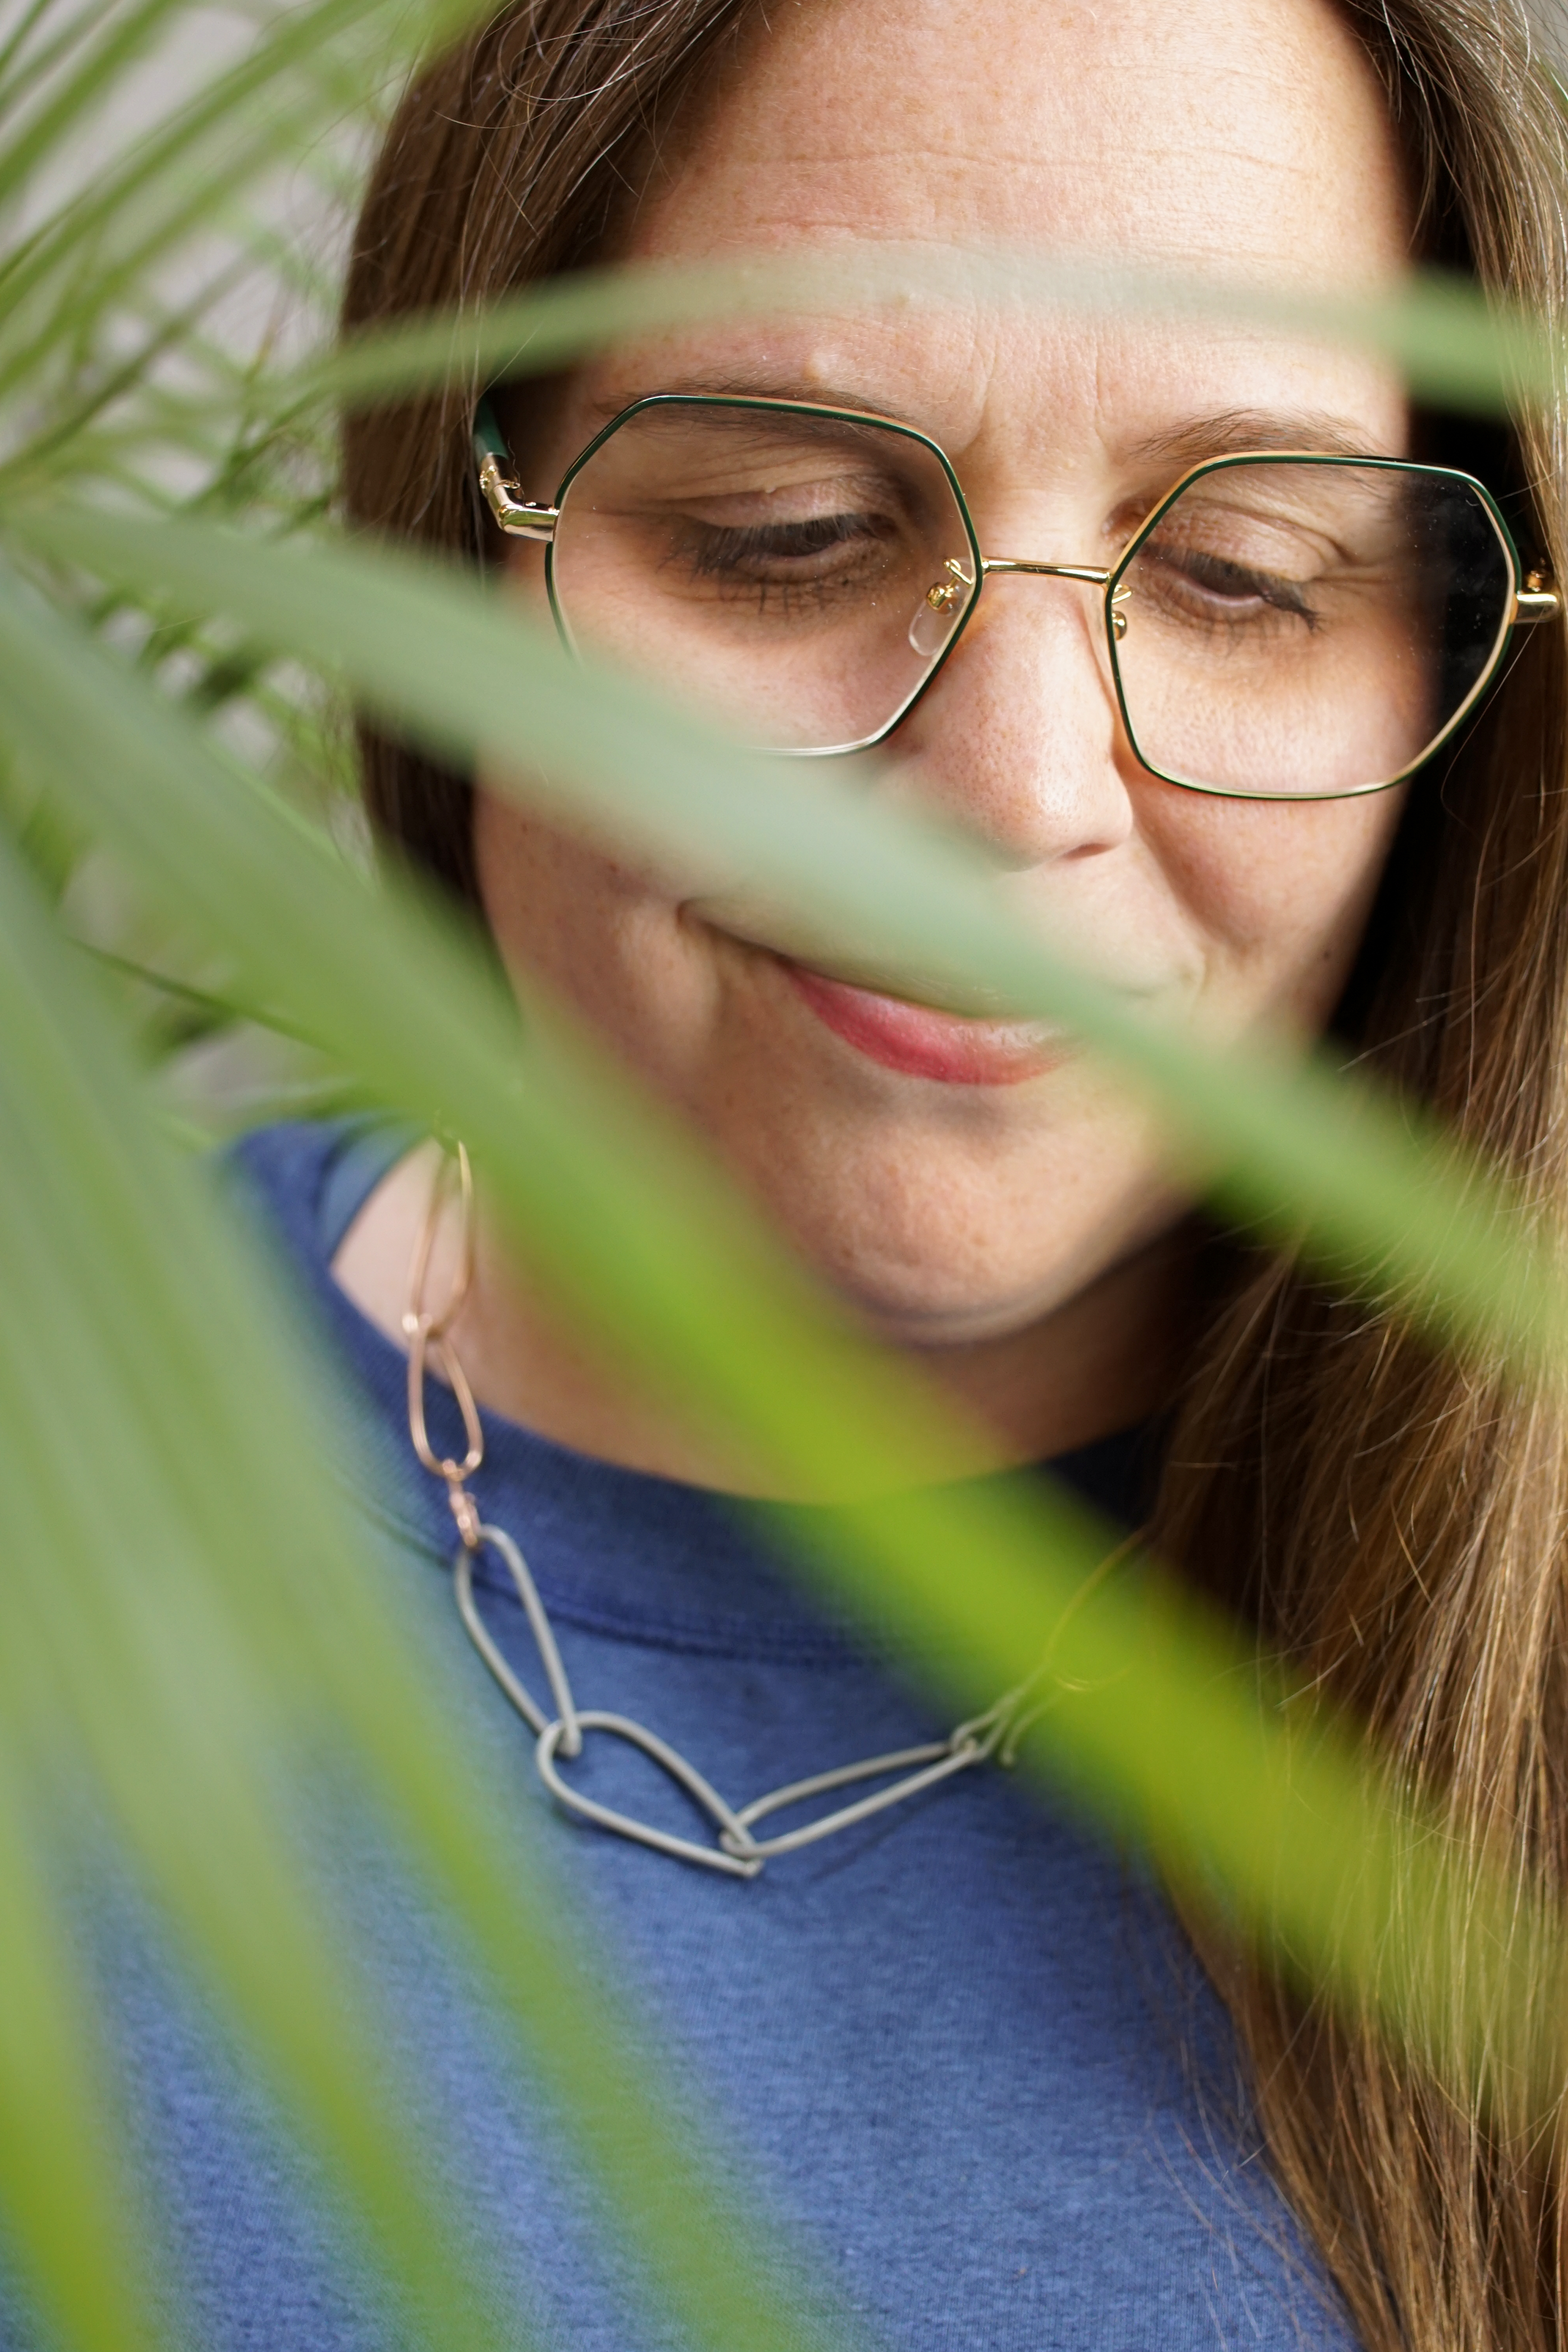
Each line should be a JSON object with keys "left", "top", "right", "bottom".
{"left": 1, "top": 0, "right": 377, "bottom": 1142}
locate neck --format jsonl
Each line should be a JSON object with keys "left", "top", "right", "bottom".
{"left": 333, "top": 1143, "right": 1195, "bottom": 1502}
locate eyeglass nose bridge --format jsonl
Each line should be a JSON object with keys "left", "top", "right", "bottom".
{"left": 980, "top": 558, "right": 1112, "bottom": 584}
{"left": 924, "top": 556, "right": 1127, "bottom": 641}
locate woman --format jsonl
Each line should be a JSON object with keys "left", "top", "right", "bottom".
{"left": 235, "top": 0, "right": 1568, "bottom": 2343}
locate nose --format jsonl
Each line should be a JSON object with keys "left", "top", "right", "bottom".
{"left": 879, "top": 573, "right": 1138, "bottom": 872}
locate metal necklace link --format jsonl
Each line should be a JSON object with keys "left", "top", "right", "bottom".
{"left": 405, "top": 1145, "right": 1043, "bottom": 1879}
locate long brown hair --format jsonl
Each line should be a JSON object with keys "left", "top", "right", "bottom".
{"left": 342, "top": 6, "right": 1568, "bottom": 2344}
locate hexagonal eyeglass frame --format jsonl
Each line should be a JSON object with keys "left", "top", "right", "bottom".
{"left": 474, "top": 391, "right": 1559, "bottom": 802}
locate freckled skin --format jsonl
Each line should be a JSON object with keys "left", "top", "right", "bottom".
{"left": 342, "top": 0, "right": 1418, "bottom": 1488}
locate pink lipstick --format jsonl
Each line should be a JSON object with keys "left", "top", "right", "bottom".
{"left": 781, "top": 958, "right": 1067, "bottom": 1085}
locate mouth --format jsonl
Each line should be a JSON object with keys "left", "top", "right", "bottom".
{"left": 777, "top": 955, "right": 1071, "bottom": 1086}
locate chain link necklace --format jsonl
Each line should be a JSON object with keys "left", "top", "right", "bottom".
{"left": 404, "top": 1146, "right": 1062, "bottom": 1879}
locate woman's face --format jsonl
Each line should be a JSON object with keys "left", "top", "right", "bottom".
{"left": 477, "top": 0, "right": 1413, "bottom": 1351}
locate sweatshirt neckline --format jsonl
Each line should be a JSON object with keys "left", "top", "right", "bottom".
{"left": 238, "top": 1119, "right": 1160, "bottom": 1663}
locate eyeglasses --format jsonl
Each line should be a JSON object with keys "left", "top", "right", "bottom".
{"left": 474, "top": 391, "right": 1559, "bottom": 801}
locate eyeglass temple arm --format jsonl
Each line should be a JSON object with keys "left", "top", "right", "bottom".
{"left": 1514, "top": 569, "right": 1560, "bottom": 623}
{"left": 474, "top": 398, "right": 559, "bottom": 540}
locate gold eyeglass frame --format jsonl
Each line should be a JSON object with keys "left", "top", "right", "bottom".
{"left": 474, "top": 391, "right": 1561, "bottom": 801}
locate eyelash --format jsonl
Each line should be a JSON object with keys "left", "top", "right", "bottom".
{"left": 667, "top": 511, "right": 900, "bottom": 611}
{"left": 1142, "top": 545, "right": 1321, "bottom": 632}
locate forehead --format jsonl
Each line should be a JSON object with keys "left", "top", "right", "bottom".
{"left": 584, "top": 0, "right": 1414, "bottom": 471}
{"left": 631, "top": 0, "right": 1410, "bottom": 283}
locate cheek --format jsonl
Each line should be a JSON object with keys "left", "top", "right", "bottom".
{"left": 473, "top": 787, "right": 612, "bottom": 982}
{"left": 1146, "top": 782, "right": 1408, "bottom": 1030}
{"left": 473, "top": 784, "right": 721, "bottom": 1060}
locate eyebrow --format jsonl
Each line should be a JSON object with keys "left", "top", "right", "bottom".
{"left": 588, "top": 380, "right": 1394, "bottom": 467}
{"left": 586, "top": 373, "right": 901, "bottom": 425}
{"left": 1123, "top": 409, "right": 1393, "bottom": 466}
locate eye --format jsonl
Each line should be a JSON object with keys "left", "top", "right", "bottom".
{"left": 1178, "top": 549, "right": 1315, "bottom": 615}
{"left": 653, "top": 494, "right": 915, "bottom": 620}
{"left": 1138, "top": 539, "right": 1320, "bottom": 630}
{"left": 680, "top": 509, "right": 894, "bottom": 576}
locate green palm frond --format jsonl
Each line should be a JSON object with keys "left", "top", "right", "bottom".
{"left": 0, "top": 558, "right": 1557, "bottom": 2128}
{"left": 26, "top": 503, "right": 1561, "bottom": 1382}
{"left": 0, "top": 579, "right": 844, "bottom": 2352}
{"left": 3, "top": 3, "right": 1568, "bottom": 2347}
{"left": 310, "top": 250, "right": 1566, "bottom": 420}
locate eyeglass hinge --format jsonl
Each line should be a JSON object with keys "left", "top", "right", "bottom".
{"left": 1514, "top": 570, "right": 1560, "bottom": 624}
{"left": 478, "top": 454, "right": 559, "bottom": 541}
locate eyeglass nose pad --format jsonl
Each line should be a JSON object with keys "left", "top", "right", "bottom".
{"left": 908, "top": 559, "right": 973, "bottom": 658}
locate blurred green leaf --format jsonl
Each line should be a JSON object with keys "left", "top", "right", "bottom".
{"left": 4, "top": 4, "right": 1568, "bottom": 2336}
{"left": 0, "top": 566, "right": 856, "bottom": 2352}
{"left": 311, "top": 251, "right": 1565, "bottom": 421}
{"left": 0, "top": 0, "right": 199, "bottom": 207}
{"left": 29, "top": 502, "right": 1566, "bottom": 1389}
{"left": 0, "top": 546, "right": 1561, "bottom": 2143}
{"left": 0, "top": 0, "right": 490, "bottom": 470}
{"left": 0, "top": 799, "right": 541, "bottom": 2352}
{"left": 0, "top": 1745, "right": 159, "bottom": 2352}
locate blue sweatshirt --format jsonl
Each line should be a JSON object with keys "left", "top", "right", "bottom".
{"left": 3, "top": 1120, "right": 1358, "bottom": 2352}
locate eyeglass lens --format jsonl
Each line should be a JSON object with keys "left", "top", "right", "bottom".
{"left": 1115, "top": 460, "right": 1513, "bottom": 797}
{"left": 550, "top": 401, "right": 972, "bottom": 755}
{"left": 547, "top": 401, "right": 1515, "bottom": 795}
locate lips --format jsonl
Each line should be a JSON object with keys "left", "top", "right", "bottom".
{"left": 780, "top": 957, "right": 1069, "bottom": 1085}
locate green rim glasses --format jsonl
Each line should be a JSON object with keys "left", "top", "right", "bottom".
{"left": 474, "top": 391, "right": 1560, "bottom": 801}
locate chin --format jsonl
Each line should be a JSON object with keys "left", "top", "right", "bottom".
{"left": 754, "top": 1150, "right": 1194, "bottom": 1353}
{"left": 790, "top": 1229, "right": 1100, "bottom": 1348}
